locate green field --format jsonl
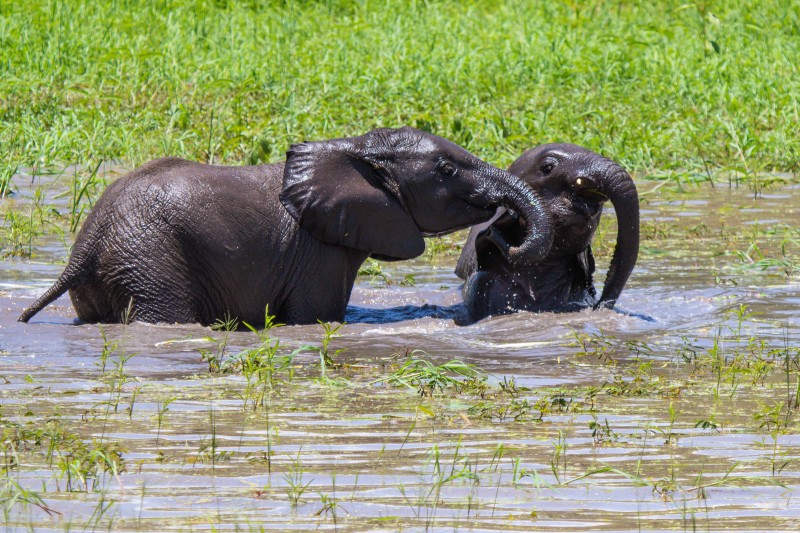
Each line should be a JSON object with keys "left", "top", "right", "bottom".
{"left": 2, "top": 0, "right": 799, "bottom": 182}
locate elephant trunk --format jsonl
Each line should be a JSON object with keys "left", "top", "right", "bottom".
{"left": 480, "top": 168, "right": 554, "bottom": 266}
{"left": 596, "top": 165, "right": 639, "bottom": 309}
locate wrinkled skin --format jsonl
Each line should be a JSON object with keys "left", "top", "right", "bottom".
{"left": 20, "top": 127, "right": 554, "bottom": 327}
{"left": 455, "top": 143, "right": 639, "bottom": 324}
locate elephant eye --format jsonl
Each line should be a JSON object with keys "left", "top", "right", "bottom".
{"left": 439, "top": 161, "right": 457, "bottom": 177}
{"left": 540, "top": 157, "right": 558, "bottom": 175}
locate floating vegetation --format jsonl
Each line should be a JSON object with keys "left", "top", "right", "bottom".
{"left": 2, "top": 297, "right": 798, "bottom": 529}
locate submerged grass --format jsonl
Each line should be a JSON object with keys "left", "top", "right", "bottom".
{"left": 1, "top": 156, "right": 796, "bottom": 531}
{"left": 2, "top": 307, "right": 799, "bottom": 529}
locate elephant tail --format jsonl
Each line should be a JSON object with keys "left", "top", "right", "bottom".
{"left": 18, "top": 265, "right": 84, "bottom": 323}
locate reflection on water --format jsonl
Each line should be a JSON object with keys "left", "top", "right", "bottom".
{"left": 345, "top": 303, "right": 465, "bottom": 324}
{"left": 1, "top": 170, "right": 799, "bottom": 530}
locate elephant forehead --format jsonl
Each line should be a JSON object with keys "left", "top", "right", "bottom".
{"left": 409, "top": 134, "right": 472, "bottom": 160}
{"left": 366, "top": 128, "right": 433, "bottom": 153}
{"left": 394, "top": 134, "right": 438, "bottom": 155}
{"left": 522, "top": 143, "right": 592, "bottom": 161}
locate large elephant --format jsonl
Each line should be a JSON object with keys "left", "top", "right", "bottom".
{"left": 455, "top": 143, "right": 639, "bottom": 323}
{"left": 19, "top": 127, "right": 554, "bottom": 326}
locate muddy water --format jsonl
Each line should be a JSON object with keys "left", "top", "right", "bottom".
{"left": 1, "top": 169, "right": 799, "bottom": 531}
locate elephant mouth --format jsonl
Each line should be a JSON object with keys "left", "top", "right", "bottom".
{"left": 476, "top": 209, "right": 525, "bottom": 258}
{"left": 482, "top": 209, "right": 598, "bottom": 260}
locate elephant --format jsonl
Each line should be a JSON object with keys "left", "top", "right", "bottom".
{"left": 455, "top": 143, "right": 639, "bottom": 323}
{"left": 19, "top": 127, "right": 555, "bottom": 327}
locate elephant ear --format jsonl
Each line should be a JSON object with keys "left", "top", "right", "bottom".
{"left": 454, "top": 226, "right": 482, "bottom": 280}
{"left": 454, "top": 208, "right": 505, "bottom": 279}
{"left": 279, "top": 136, "right": 425, "bottom": 260}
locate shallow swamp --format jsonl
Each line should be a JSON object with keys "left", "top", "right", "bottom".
{"left": 1, "top": 166, "right": 799, "bottom": 531}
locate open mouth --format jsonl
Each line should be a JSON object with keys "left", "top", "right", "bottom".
{"left": 475, "top": 209, "right": 526, "bottom": 258}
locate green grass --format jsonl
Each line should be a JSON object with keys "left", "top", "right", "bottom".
{"left": 1, "top": 0, "right": 799, "bottom": 179}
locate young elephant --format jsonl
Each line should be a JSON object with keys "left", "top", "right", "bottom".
{"left": 19, "top": 127, "right": 554, "bottom": 326}
{"left": 455, "top": 143, "right": 639, "bottom": 323}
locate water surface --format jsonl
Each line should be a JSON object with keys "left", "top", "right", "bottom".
{"left": 1, "top": 169, "right": 798, "bottom": 531}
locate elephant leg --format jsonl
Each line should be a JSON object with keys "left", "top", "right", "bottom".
{"left": 69, "top": 280, "right": 114, "bottom": 323}
{"left": 119, "top": 264, "right": 200, "bottom": 324}
{"left": 70, "top": 273, "right": 198, "bottom": 324}
{"left": 87, "top": 235, "right": 203, "bottom": 324}
{"left": 280, "top": 274, "right": 351, "bottom": 325}
{"left": 277, "top": 246, "right": 365, "bottom": 325}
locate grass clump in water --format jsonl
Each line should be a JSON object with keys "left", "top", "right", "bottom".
{"left": 372, "top": 350, "right": 488, "bottom": 397}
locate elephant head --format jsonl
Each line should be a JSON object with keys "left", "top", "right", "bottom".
{"left": 280, "top": 126, "right": 554, "bottom": 264}
{"left": 456, "top": 143, "right": 639, "bottom": 321}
